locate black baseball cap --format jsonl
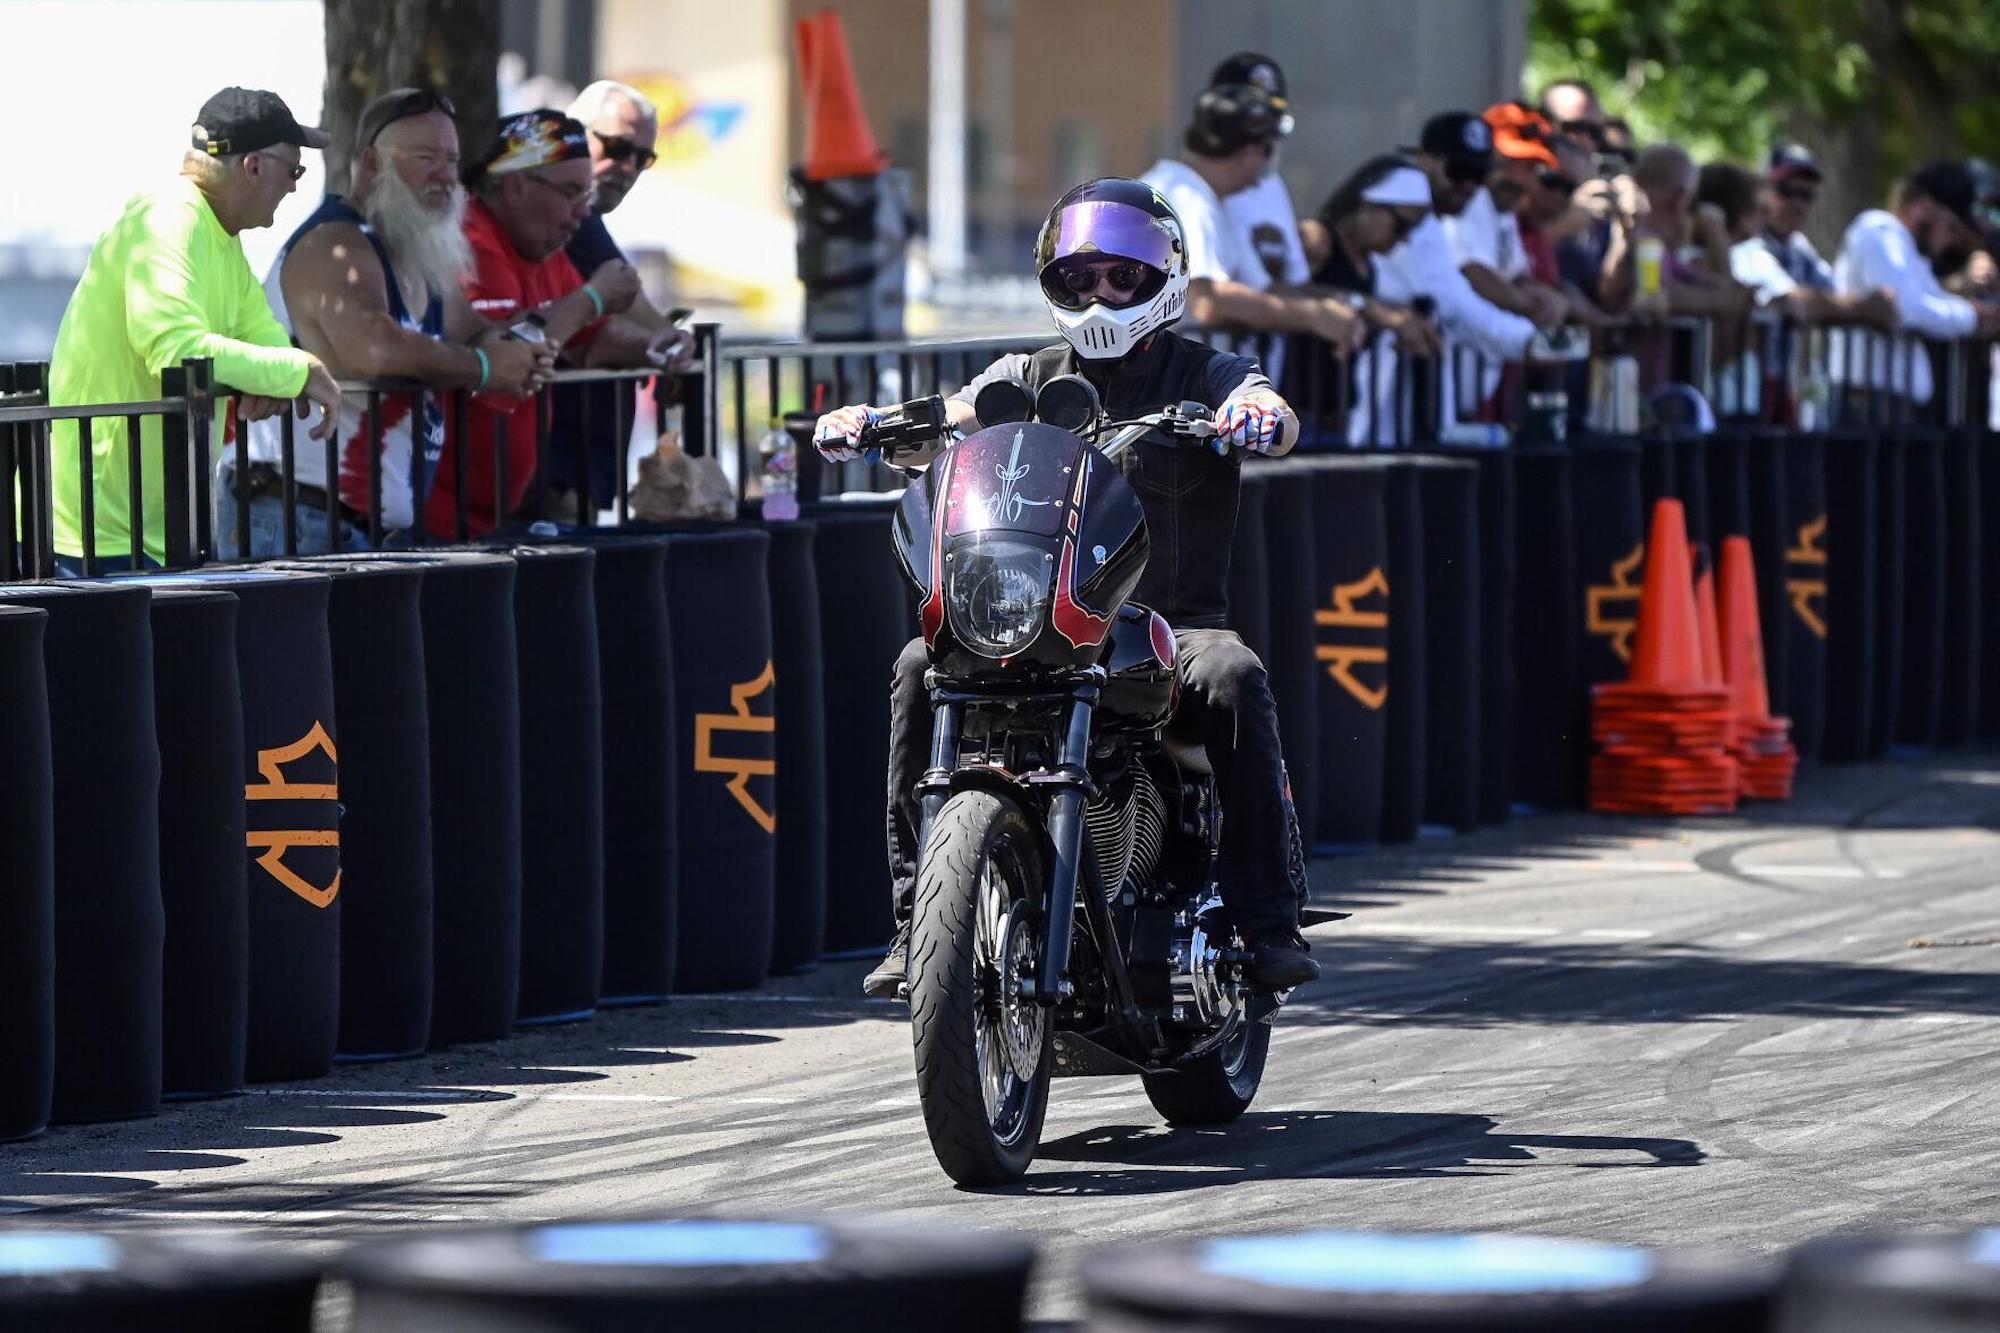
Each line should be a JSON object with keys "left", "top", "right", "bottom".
{"left": 1910, "top": 159, "right": 1982, "bottom": 235}
{"left": 1408, "top": 111, "right": 1494, "bottom": 175}
{"left": 1189, "top": 83, "right": 1291, "bottom": 154}
{"left": 356, "top": 87, "right": 459, "bottom": 148}
{"left": 1767, "top": 142, "right": 1822, "bottom": 183}
{"left": 1210, "top": 52, "right": 1287, "bottom": 106}
{"left": 191, "top": 87, "right": 329, "bottom": 156}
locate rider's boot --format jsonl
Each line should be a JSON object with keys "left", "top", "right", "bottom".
{"left": 1243, "top": 926, "right": 1320, "bottom": 990}
{"left": 861, "top": 919, "right": 911, "bottom": 999}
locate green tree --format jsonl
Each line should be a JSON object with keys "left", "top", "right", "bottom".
{"left": 1529, "top": 0, "right": 2000, "bottom": 240}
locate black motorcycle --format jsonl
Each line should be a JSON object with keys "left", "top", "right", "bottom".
{"left": 859, "top": 374, "right": 1290, "bottom": 1186}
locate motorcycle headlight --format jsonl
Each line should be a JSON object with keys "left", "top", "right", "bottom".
{"left": 947, "top": 540, "right": 1050, "bottom": 658}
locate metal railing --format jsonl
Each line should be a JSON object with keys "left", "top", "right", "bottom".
{"left": 5, "top": 314, "right": 1993, "bottom": 581}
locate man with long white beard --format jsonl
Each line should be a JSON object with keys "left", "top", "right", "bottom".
{"left": 229, "top": 87, "right": 550, "bottom": 555}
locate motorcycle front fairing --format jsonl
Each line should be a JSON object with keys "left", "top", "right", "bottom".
{"left": 894, "top": 422, "right": 1148, "bottom": 678}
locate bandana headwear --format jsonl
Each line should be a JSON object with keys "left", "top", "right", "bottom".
{"left": 475, "top": 110, "right": 589, "bottom": 180}
{"left": 1361, "top": 167, "right": 1433, "bottom": 208}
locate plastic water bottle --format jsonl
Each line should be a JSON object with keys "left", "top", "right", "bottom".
{"left": 759, "top": 420, "right": 800, "bottom": 522}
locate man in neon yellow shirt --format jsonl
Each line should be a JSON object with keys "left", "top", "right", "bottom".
{"left": 48, "top": 87, "right": 343, "bottom": 570}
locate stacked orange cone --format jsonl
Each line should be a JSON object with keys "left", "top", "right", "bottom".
{"left": 1589, "top": 500, "right": 1740, "bottom": 814}
{"left": 1718, "top": 535, "right": 1799, "bottom": 799}
{"left": 794, "top": 8, "right": 888, "bottom": 181}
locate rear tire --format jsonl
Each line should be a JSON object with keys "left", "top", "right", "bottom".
{"left": 1141, "top": 1017, "right": 1268, "bottom": 1126}
{"left": 908, "top": 790, "right": 1051, "bottom": 1185}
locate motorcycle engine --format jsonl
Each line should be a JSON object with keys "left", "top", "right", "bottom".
{"left": 1082, "top": 762, "right": 1167, "bottom": 898}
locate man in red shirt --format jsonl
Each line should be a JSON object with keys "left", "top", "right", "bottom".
{"left": 431, "top": 109, "right": 652, "bottom": 537}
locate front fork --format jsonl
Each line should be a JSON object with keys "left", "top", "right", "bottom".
{"left": 915, "top": 672, "right": 1103, "bottom": 1007}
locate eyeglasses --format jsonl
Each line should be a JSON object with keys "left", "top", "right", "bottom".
{"left": 592, "top": 131, "right": 658, "bottom": 172}
{"left": 1059, "top": 262, "right": 1147, "bottom": 298}
{"left": 255, "top": 152, "right": 307, "bottom": 182}
{"left": 1557, "top": 119, "right": 1605, "bottom": 146}
{"left": 1446, "top": 161, "right": 1488, "bottom": 185}
{"left": 1380, "top": 206, "right": 1426, "bottom": 239}
{"left": 1777, "top": 183, "right": 1818, "bottom": 204}
{"left": 1539, "top": 170, "right": 1579, "bottom": 194}
{"left": 524, "top": 171, "right": 592, "bottom": 208}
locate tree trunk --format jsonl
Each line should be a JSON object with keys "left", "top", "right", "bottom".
{"left": 322, "top": 0, "right": 501, "bottom": 195}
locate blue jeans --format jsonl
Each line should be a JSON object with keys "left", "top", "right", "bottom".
{"left": 217, "top": 494, "right": 372, "bottom": 560}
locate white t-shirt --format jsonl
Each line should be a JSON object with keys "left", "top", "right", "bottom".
{"left": 1830, "top": 208, "right": 1977, "bottom": 403}
{"left": 1441, "top": 187, "right": 1528, "bottom": 281}
{"left": 1141, "top": 158, "right": 1267, "bottom": 290}
{"left": 1225, "top": 172, "right": 1310, "bottom": 287}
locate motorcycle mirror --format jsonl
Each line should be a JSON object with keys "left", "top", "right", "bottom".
{"left": 972, "top": 375, "right": 1034, "bottom": 426}
{"left": 1036, "top": 374, "right": 1102, "bottom": 433}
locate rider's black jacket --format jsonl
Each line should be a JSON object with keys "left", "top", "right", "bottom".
{"left": 949, "top": 331, "right": 1274, "bottom": 629}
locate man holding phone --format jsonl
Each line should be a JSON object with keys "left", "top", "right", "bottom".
{"left": 538, "top": 80, "right": 697, "bottom": 520}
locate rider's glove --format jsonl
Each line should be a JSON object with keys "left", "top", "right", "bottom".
{"left": 813, "top": 404, "right": 877, "bottom": 462}
{"left": 1215, "top": 393, "right": 1286, "bottom": 456}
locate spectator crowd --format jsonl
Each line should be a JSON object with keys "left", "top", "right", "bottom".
{"left": 34, "top": 64, "right": 2000, "bottom": 570}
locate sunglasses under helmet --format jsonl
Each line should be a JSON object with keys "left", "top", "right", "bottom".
{"left": 1032, "top": 177, "right": 1190, "bottom": 360}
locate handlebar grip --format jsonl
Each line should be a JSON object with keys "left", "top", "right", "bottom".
{"left": 857, "top": 394, "right": 949, "bottom": 456}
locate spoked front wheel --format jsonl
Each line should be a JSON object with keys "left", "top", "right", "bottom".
{"left": 908, "top": 790, "right": 1051, "bottom": 1186}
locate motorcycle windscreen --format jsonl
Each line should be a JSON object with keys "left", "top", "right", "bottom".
{"left": 942, "top": 423, "right": 1084, "bottom": 539}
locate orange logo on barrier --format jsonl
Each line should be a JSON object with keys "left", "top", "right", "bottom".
{"left": 1314, "top": 568, "right": 1389, "bottom": 711}
{"left": 1586, "top": 542, "right": 1646, "bottom": 663}
{"left": 694, "top": 661, "right": 778, "bottom": 834}
{"left": 244, "top": 720, "right": 340, "bottom": 908}
{"left": 1786, "top": 514, "right": 1828, "bottom": 640}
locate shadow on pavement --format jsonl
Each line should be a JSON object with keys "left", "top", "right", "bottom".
{"left": 1000, "top": 1110, "right": 1701, "bottom": 1196}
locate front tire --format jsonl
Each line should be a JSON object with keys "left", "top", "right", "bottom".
{"left": 1141, "top": 1016, "right": 1269, "bottom": 1125}
{"left": 909, "top": 790, "right": 1052, "bottom": 1185}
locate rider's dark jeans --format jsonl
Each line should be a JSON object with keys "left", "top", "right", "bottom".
{"left": 886, "top": 627, "right": 1307, "bottom": 939}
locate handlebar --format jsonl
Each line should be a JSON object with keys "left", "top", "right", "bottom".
{"left": 856, "top": 394, "right": 951, "bottom": 458}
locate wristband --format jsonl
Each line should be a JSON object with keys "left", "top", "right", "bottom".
{"left": 473, "top": 346, "right": 491, "bottom": 390}
{"left": 581, "top": 283, "right": 606, "bottom": 317}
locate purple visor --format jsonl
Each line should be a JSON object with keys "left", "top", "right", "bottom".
{"left": 1039, "top": 201, "right": 1180, "bottom": 273}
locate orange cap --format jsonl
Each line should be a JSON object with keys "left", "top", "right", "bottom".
{"left": 1483, "top": 101, "right": 1559, "bottom": 169}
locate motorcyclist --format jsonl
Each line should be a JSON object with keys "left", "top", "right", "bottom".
{"left": 815, "top": 177, "right": 1321, "bottom": 999}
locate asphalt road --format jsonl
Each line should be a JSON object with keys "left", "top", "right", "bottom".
{"left": 7, "top": 751, "right": 2000, "bottom": 1325}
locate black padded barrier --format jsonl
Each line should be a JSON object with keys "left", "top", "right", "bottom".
{"left": 1412, "top": 456, "right": 1481, "bottom": 833}
{"left": 142, "top": 586, "right": 248, "bottom": 1099}
{"left": 1227, "top": 465, "right": 1273, "bottom": 665}
{"left": 507, "top": 545, "right": 605, "bottom": 1024}
{"left": 1379, "top": 460, "right": 1428, "bottom": 844}
{"left": 1708, "top": 431, "right": 1753, "bottom": 543}
{"left": 1261, "top": 461, "right": 1322, "bottom": 849}
{"left": 1984, "top": 430, "right": 2000, "bottom": 741}
{"left": 1779, "top": 434, "right": 1828, "bottom": 761}
{"left": 1570, "top": 439, "right": 1647, "bottom": 697}
{"left": 0, "top": 583, "right": 162, "bottom": 1124}
{"left": 1896, "top": 429, "right": 1948, "bottom": 749}
{"left": 1641, "top": 433, "right": 1677, "bottom": 521}
{"left": 764, "top": 521, "right": 830, "bottom": 976}
{"left": 1672, "top": 433, "right": 1712, "bottom": 556}
{"left": 1745, "top": 432, "right": 1793, "bottom": 719}
{"left": 0, "top": 606, "right": 54, "bottom": 1141}
{"left": 1939, "top": 427, "right": 1982, "bottom": 747}
{"left": 324, "top": 553, "right": 523, "bottom": 1046}
{"left": 811, "top": 508, "right": 911, "bottom": 956}
{"left": 1439, "top": 447, "right": 1517, "bottom": 825}
{"left": 183, "top": 570, "right": 339, "bottom": 1083}
{"left": 1303, "top": 458, "right": 1388, "bottom": 848}
{"left": 273, "top": 559, "right": 434, "bottom": 1060}
{"left": 1510, "top": 448, "right": 1582, "bottom": 809}
{"left": 1868, "top": 430, "right": 1908, "bottom": 758}
{"left": 1820, "top": 432, "right": 1879, "bottom": 761}
{"left": 666, "top": 529, "right": 778, "bottom": 993}
{"left": 571, "top": 536, "right": 680, "bottom": 1001}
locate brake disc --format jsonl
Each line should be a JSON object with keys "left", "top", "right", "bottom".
{"left": 995, "top": 905, "right": 1044, "bottom": 1082}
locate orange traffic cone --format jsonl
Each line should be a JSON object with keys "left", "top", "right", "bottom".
{"left": 795, "top": 9, "right": 886, "bottom": 181}
{"left": 1718, "top": 535, "right": 1798, "bottom": 799}
{"left": 1626, "top": 500, "right": 1705, "bottom": 690}
{"left": 1590, "top": 500, "right": 1740, "bottom": 815}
